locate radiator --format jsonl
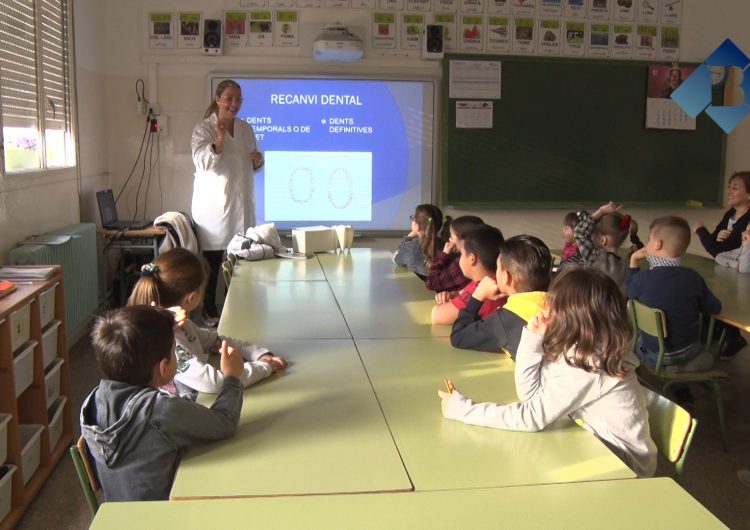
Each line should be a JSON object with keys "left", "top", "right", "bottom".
{"left": 9, "top": 223, "right": 98, "bottom": 339}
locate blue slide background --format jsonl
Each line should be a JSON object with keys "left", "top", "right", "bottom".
{"left": 230, "top": 78, "right": 429, "bottom": 230}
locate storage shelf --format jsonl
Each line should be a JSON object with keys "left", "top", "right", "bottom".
{"left": 0, "top": 267, "right": 72, "bottom": 529}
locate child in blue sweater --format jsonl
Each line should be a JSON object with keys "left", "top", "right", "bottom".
{"left": 627, "top": 216, "right": 721, "bottom": 372}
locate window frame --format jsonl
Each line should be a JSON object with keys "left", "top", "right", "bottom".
{"left": 0, "top": 0, "right": 77, "bottom": 178}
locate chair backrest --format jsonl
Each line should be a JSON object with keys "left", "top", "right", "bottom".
{"left": 222, "top": 260, "right": 233, "bottom": 287}
{"left": 70, "top": 436, "right": 100, "bottom": 515}
{"left": 628, "top": 299, "right": 669, "bottom": 374}
{"left": 643, "top": 387, "right": 697, "bottom": 482}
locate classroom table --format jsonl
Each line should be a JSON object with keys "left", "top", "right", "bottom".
{"left": 682, "top": 254, "right": 750, "bottom": 332}
{"left": 92, "top": 478, "right": 727, "bottom": 529}
{"left": 171, "top": 249, "right": 695, "bottom": 506}
{"left": 170, "top": 339, "right": 412, "bottom": 499}
{"left": 357, "top": 337, "right": 635, "bottom": 490}
{"left": 218, "top": 278, "right": 351, "bottom": 340}
{"left": 230, "top": 254, "right": 327, "bottom": 282}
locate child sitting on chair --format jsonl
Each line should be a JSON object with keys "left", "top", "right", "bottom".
{"left": 450, "top": 235, "right": 551, "bottom": 360}
{"left": 425, "top": 215, "right": 485, "bottom": 293}
{"left": 574, "top": 201, "right": 632, "bottom": 295}
{"left": 431, "top": 224, "right": 505, "bottom": 325}
{"left": 392, "top": 204, "right": 450, "bottom": 279}
{"left": 628, "top": 216, "right": 722, "bottom": 373}
{"left": 128, "top": 247, "right": 286, "bottom": 399}
{"left": 80, "top": 305, "right": 245, "bottom": 501}
{"left": 440, "top": 267, "right": 656, "bottom": 477}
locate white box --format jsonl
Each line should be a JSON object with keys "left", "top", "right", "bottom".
{"left": 41, "top": 320, "right": 61, "bottom": 369}
{"left": 47, "top": 396, "right": 67, "bottom": 451}
{"left": 292, "top": 226, "right": 336, "bottom": 254}
{"left": 19, "top": 424, "right": 43, "bottom": 485}
{"left": 0, "top": 415, "right": 10, "bottom": 466}
{"left": 38, "top": 283, "right": 58, "bottom": 328}
{"left": 13, "top": 340, "right": 37, "bottom": 397}
{"left": 0, "top": 465, "right": 16, "bottom": 524}
{"left": 10, "top": 301, "right": 32, "bottom": 352}
{"left": 44, "top": 358, "right": 64, "bottom": 409}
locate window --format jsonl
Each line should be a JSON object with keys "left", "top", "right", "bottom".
{"left": 0, "top": 0, "right": 74, "bottom": 173}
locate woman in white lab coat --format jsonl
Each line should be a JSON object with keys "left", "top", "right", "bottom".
{"left": 191, "top": 79, "right": 264, "bottom": 324}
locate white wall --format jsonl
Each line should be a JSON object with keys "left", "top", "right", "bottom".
{"left": 4, "top": 0, "right": 748, "bottom": 263}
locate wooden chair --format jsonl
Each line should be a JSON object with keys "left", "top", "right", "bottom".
{"left": 628, "top": 299, "right": 729, "bottom": 449}
{"left": 643, "top": 387, "right": 697, "bottom": 483}
{"left": 69, "top": 435, "right": 101, "bottom": 516}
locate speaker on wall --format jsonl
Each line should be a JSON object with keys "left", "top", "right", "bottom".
{"left": 203, "top": 19, "right": 222, "bottom": 55}
{"left": 422, "top": 24, "right": 444, "bottom": 60}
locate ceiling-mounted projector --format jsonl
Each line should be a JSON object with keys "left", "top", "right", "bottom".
{"left": 313, "top": 23, "right": 363, "bottom": 62}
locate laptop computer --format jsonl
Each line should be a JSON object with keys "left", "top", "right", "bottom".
{"left": 96, "top": 189, "right": 152, "bottom": 230}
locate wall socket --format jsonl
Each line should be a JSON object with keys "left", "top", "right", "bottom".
{"left": 152, "top": 115, "right": 168, "bottom": 135}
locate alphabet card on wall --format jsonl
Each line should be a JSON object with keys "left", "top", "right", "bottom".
{"left": 512, "top": 0, "right": 536, "bottom": 17}
{"left": 178, "top": 12, "right": 201, "bottom": 49}
{"left": 435, "top": 14, "right": 458, "bottom": 50}
{"left": 249, "top": 11, "right": 274, "bottom": 47}
{"left": 402, "top": 14, "right": 425, "bottom": 50}
{"left": 224, "top": 11, "right": 247, "bottom": 47}
{"left": 538, "top": 18, "right": 561, "bottom": 54}
{"left": 461, "top": 15, "right": 484, "bottom": 51}
{"left": 539, "top": 0, "right": 562, "bottom": 17}
{"left": 486, "top": 16, "right": 510, "bottom": 52}
{"left": 564, "top": 0, "right": 586, "bottom": 18}
{"left": 434, "top": 0, "right": 458, "bottom": 12}
{"left": 149, "top": 12, "right": 174, "bottom": 49}
{"left": 351, "top": 0, "right": 376, "bottom": 7}
{"left": 487, "top": 0, "right": 511, "bottom": 14}
{"left": 612, "top": 23, "right": 634, "bottom": 58}
{"left": 297, "top": 0, "right": 322, "bottom": 6}
{"left": 275, "top": 11, "right": 299, "bottom": 46}
{"left": 407, "top": 0, "right": 433, "bottom": 11}
{"left": 563, "top": 20, "right": 585, "bottom": 55}
{"left": 373, "top": 12, "right": 397, "bottom": 48}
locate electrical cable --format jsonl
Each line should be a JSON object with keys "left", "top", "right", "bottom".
{"left": 143, "top": 128, "right": 155, "bottom": 218}
{"left": 133, "top": 129, "right": 153, "bottom": 220}
{"left": 135, "top": 79, "right": 149, "bottom": 105}
{"left": 115, "top": 112, "right": 151, "bottom": 206}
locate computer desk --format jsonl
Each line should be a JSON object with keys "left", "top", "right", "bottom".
{"left": 92, "top": 478, "right": 727, "bottom": 529}
{"left": 98, "top": 226, "right": 165, "bottom": 305}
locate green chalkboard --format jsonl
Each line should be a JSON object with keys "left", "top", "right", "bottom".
{"left": 442, "top": 55, "right": 727, "bottom": 208}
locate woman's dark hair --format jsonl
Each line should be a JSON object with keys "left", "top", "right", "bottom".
{"left": 729, "top": 171, "right": 750, "bottom": 195}
{"left": 542, "top": 267, "right": 631, "bottom": 378}
{"left": 204, "top": 79, "right": 241, "bottom": 118}
{"left": 450, "top": 215, "right": 485, "bottom": 239}
{"left": 91, "top": 305, "right": 175, "bottom": 387}
{"left": 461, "top": 224, "right": 504, "bottom": 271}
{"left": 128, "top": 248, "right": 207, "bottom": 308}
{"left": 498, "top": 235, "right": 551, "bottom": 292}
{"left": 413, "top": 203, "right": 445, "bottom": 268}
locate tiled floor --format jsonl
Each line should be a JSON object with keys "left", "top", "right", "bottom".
{"left": 15, "top": 332, "right": 750, "bottom": 530}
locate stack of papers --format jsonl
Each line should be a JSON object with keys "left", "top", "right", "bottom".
{"left": 0, "top": 266, "right": 56, "bottom": 280}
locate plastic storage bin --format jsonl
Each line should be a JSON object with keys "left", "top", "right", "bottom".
{"left": 13, "top": 340, "right": 37, "bottom": 397}
{"left": 41, "top": 320, "right": 61, "bottom": 369}
{"left": 47, "top": 397, "right": 67, "bottom": 450}
{"left": 44, "top": 358, "right": 64, "bottom": 409}
{"left": 0, "top": 415, "right": 10, "bottom": 465}
{"left": 10, "top": 301, "right": 32, "bottom": 352}
{"left": 0, "top": 465, "right": 16, "bottom": 524}
{"left": 19, "top": 425, "right": 43, "bottom": 485}
{"left": 38, "top": 283, "right": 58, "bottom": 328}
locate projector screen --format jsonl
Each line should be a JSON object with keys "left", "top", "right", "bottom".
{"left": 209, "top": 76, "right": 436, "bottom": 233}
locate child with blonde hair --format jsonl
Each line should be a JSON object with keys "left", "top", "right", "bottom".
{"left": 393, "top": 204, "right": 450, "bottom": 279}
{"left": 440, "top": 267, "right": 656, "bottom": 477}
{"left": 128, "top": 248, "right": 286, "bottom": 398}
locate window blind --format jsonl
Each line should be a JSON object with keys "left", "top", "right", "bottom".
{"left": 40, "top": 0, "right": 70, "bottom": 131}
{"left": 0, "top": 0, "right": 40, "bottom": 127}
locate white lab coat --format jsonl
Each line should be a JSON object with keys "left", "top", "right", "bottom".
{"left": 191, "top": 113, "right": 260, "bottom": 251}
